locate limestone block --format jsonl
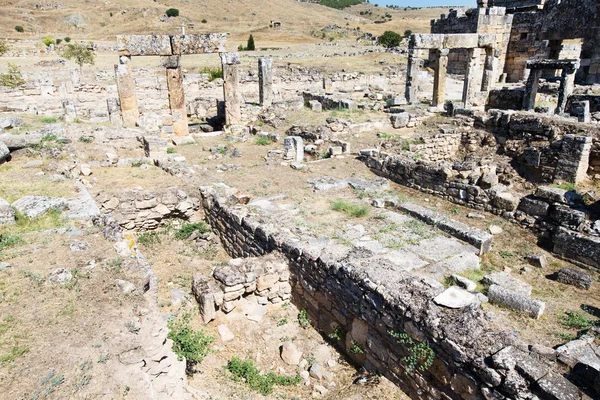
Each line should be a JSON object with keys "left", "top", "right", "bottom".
{"left": 483, "top": 272, "right": 532, "bottom": 295}
{"left": 556, "top": 268, "right": 593, "bottom": 290}
{"left": 308, "top": 100, "right": 322, "bottom": 112}
{"left": 518, "top": 197, "right": 549, "bottom": 217}
{"left": 117, "top": 35, "right": 172, "bottom": 56}
{"left": 493, "top": 192, "right": 519, "bottom": 212}
{"left": 0, "top": 197, "right": 15, "bottom": 225}
{"left": 478, "top": 34, "right": 496, "bottom": 48}
{"left": 390, "top": 112, "right": 410, "bottom": 128}
{"left": 170, "top": 33, "right": 227, "bottom": 55}
{"left": 444, "top": 34, "right": 479, "bottom": 49}
{"left": 143, "top": 136, "right": 168, "bottom": 159}
{"left": 433, "top": 286, "right": 478, "bottom": 309}
{"left": 412, "top": 34, "right": 444, "bottom": 49}
{"left": 191, "top": 274, "right": 216, "bottom": 324}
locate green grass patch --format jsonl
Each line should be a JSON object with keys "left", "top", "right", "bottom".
{"left": 559, "top": 310, "right": 598, "bottom": 330}
{"left": 555, "top": 182, "right": 576, "bottom": 192}
{"left": 8, "top": 209, "right": 68, "bottom": 235}
{"left": 331, "top": 200, "right": 369, "bottom": 218}
{"left": 254, "top": 136, "right": 272, "bottom": 146}
{"left": 138, "top": 231, "right": 161, "bottom": 246}
{"left": 0, "top": 344, "right": 29, "bottom": 365}
{"left": 40, "top": 117, "right": 57, "bottom": 124}
{"left": 199, "top": 66, "right": 222, "bottom": 82}
{"left": 175, "top": 222, "right": 211, "bottom": 240}
{"left": 0, "top": 232, "right": 23, "bottom": 254}
{"left": 225, "top": 357, "right": 301, "bottom": 395}
{"left": 298, "top": 309, "right": 311, "bottom": 329}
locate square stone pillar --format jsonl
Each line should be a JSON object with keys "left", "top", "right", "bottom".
{"left": 554, "top": 135, "right": 592, "bottom": 183}
{"left": 258, "top": 57, "right": 273, "bottom": 107}
{"left": 163, "top": 55, "right": 189, "bottom": 136}
{"left": 220, "top": 52, "right": 242, "bottom": 126}
{"left": 115, "top": 56, "right": 139, "bottom": 128}
{"left": 462, "top": 48, "right": 481, "bottom": 108}
{"left": 405, "top": 50, "right": 422, "bottom": 104}
{"left": 522, "top": 69, "right": 541, "bottom": 111}
{"left": 481, "top": 48, "right": 498, "bottom": 92}
{"left": 432, "top": 49, "right": 449, "bottom": 108}
{"left": 556, "top": 67, "right": 577, "bottom": 115}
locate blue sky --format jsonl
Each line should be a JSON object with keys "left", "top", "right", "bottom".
{"left": 371, "top": 0, "right": 474, "bottom": 7}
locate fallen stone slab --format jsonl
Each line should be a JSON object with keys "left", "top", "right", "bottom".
{"left": 535, "top": 186, "right": 579, "bottom": 205}
{"left": 487, "top": 284, "right": 545, "bottom": 319}
{"left": 171, "top": 135, "right": 195, "bottom": 146}
{"left": 67, "top": 184, "right": 101, "bottom": 220}
{"left": 0, "top": 197, "right": 15, "bottom": 225}
{"left": 528, "top": 254, "right": 548, "bottom": 268}
{"left": 422, "top": 252, "right": 481, "bottom": 279}
{"left": 281, "top": 341, "right": 302, "bottom": 365}
{"left": 556, "top": 335, "right": 595, "bottom": 368}
{"left": 346, "top": 177, "right": 390, "bottom": 192}
{"left": 483, "top": 272, "right": 532, "bottom": 295}
{"left": 553, "top": 227, "right": 600, "bottom": 270}
{"left": 556, "top": 268, "right": 593, "bottom": 290}
{"left": 408, "top": 236, "right": 478, "bottom": 262}
{"left": 0, "top": 133, "right": 43, "bottom": 150}
{"left": 12, "top": 196, "right": 68, "bottom": 218}
{"left": 0, "top": 117, "right": 23, "bottom": 130}
{"left": 216, "top": 324, "right": 235, "bottom": 342}
{"left": 398, "top": 202, "right": 493, "bottom": 254}
{"left": 433, "top": 286, "right": 478, "bottom": 309}
{"left": 307, "top": 176, "right": 348, "bottom": 191}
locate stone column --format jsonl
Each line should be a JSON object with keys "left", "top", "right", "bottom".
{"left": 522, "top": 69, "right": 541, "bottom": 111}
{"left": 556, "top": 67, "right": 577, "bottom": 115}
{"left": 462, "top": 48, "right": 481, "bottom": 108}
{"left": 115, "top": 56, "right": 139, "bottom": 128}
{"left": 220, "top": 52, "right": 242, "bottom": 126}
{"left": 323, "top": 77, "right": 333, "bottom": 92}
{"left": 432, "top": 49, "right": 449, "bottom": 108}
{"left": 405, "top": 50, "right": 422, "bottom": 104}
{"left": 163, "top": 55, "right": 189, "bottom": 136}
{"left": 481, "top": 48, "right": 498, "bottom": 92}
{"left": 258, "top": 57, "right": 273, "bottom": 107}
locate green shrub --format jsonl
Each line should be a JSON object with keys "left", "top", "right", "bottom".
{"left": 0, "top": 40, "right": 9, "bottom": 56}
{"left": 237, "top": 44, "right": 245, "bottom": 51}
{"left": 199, "top": 66, "right": 222, "bottom": 82}
{"left": 225, "top": 357, "right": 301, "bottom": 395}
{"left": 0, "top": 233, "right": 23, "bottom": 254}
{"left": 78, "top": 136, "right": 93, "bottom": 143}
{"left": 378, "top": 30, "right": 402, "bottom": 48}
{"left": 559, "top": 310, "right": 597, "bottom": 330}
{"left": 318, "top": 0, "right": 363, "bottom": 10}
{"left": 166, "top": 8, "right": 179, "bottom": 17}
{"left": 42, "top": 37, "right": 55, "bottom": 47}
{"left": 331, "top": 200, "right": 369, "bottom": 217}
{"left": 201, "top": 19, "right": 207, "bottom": 23}
{"left": 175, "top": 222, "right": 211, "bottom": 239}
{"left": 254, "top": 136, "right": 272, "bottom": 146}
{"left": 15, "top": 26, "right": 24, "bottom": 33}
{"left": 61, "top": 42, "right": 96, "bottom": 73}
{"left": 0, "top": 63, "right": 26, "bottom": 88}
{"left": 404, "top": 29, "right": 413, "bottom": 37}
{"left": 55, "top": 38, "right": 62, "bottom": 45}
{"left": 64, "top": 37, "right": 71, "bottom": 43}
{"left": 246, "top": 34, "right": 255, "bottom": 51}
{"left": 168, "top": 313, "right": 214, "bottom": 374}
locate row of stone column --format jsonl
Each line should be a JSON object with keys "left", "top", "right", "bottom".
{"left": 115, "top": 54, "right": 274, "bottom": 134}
{"left": 406, "top": 47, "right": 499, "bottom": 108}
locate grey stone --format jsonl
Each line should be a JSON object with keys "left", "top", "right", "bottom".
{"left": 493, "top": 192, "right": 519, "bottom": 212}
{"left": 216, "top": 325, "right": 235, "bottom": 342}
{"left": 487, "top": 284, "right": 545, "bottom": 319}
{"left": 451, "top": 274, "right": 477, "bottom": 291}
{"left": 281, "top": 342, "right": 302, "bottom": 365}
{"left": 171, "top": 289, "right": 190, "bottom": 306}
{"left": 0, "top": 197, "right": 15, "bottom": 225}
{"left": 433, "top": 286, "right": 478, "bottom": 309}
{"left": 245, "top": 303, "right": 267, "bottom": 322}
{"left": 213, "top": 265, "right": 245, "bottom": 286}
{"left": 116, "top": 279, "right": 136, "bottom": 294}
{"left": 309, "top": 363, "right": 325, "bottom": 380}
{"left": 390, "top": 112, "right": 410, "bottom": 129}
{"left": 556, "top": 268, "right": 593, "bottom": 290}
{"left": 0, "top": 134, "right": 43, "bottom": 150}
{"left": 24, "top": 160, "right": 43, "bottom": 168}
{"left": 489, "top": 225, "right": 503, "bottom": 235}
{"left": 483, "top": 272, "right": 532, "bottom": 295}
{"left": 307, "top": 176, "right": 347, "bottom": 191}
{"left": 408, "top": 237, "right": 478, "bottom": 262}
{"left": 0, "top": 262, "right": 12, "bottom": 270}
{"left": 479, "top": 171, "right": 498, "bottom": 189}
{"left": 518, "top": 197, "right": 550, "bottom": 217}
{"left": 346, "top": 177, "right": 390, "bottom": 192}
{"left": 171, "top": 135, "right": 195, "bottom": 146}
{"left": 0, "top": 117, "right": 23, "bottom": 129}
{"left": 12, "top": 196, "right": 68, "bottom": 218}
{"left": 528, "top": 254, "right": 548, "bottom": 269}
{"left": 535, "top": 186, "right": 577, "bottom": 205}
{"left": 69, "top": 241, "right": 91, "bottom": 252}
{"left": 191, "top": 274, "right": 217, "bottom": 324}
{"left": 49, "top": 268, "right": 73, "bottom": 285}
{"left": 0, "top": 141, "right": 9, "bottom": 163}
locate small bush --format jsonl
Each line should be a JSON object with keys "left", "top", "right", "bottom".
{"left": 201, "top": 19, "right": 207, "bottom": 23}
{"left": 331, "top": 200, "right": 369, "bottom": 218}
{"left": 404, "top": 29, "right": 413, "bottom": 37}
{"left": 166, "top": 147, "right": 175, "bottom": 154}
{"left": 199, "top": 66, "right": 222, "bottom": 82}
{"left": 55, "top": 38, "right": 62, "bottom": 45}
{"left": 64, "top": 37, "right": 71, "bottom": 43}
{"left": 78, "top": 136, "right": 93, "bottom": 143}
{"left": 42, "top": 37, "right": 56, "bottom": 47}
{"left": 0, "top": 63, "right": 26, "bottom": 88}
{"left": 15, "top": 26, "right": 24, "bottom": 33}
{"left": 225, "top": 357, "right": 301, "bottom": 395}
{"left": 0, "top": 40, "right": 9, "bottom": 56}
{"left": 378, "top": 30, "right": 402, "bottom": 48}
{"left": 175, "top": 222, "right": 211, "bottom": 239}
{"left": 254, "top": 136, "right": 272, "bottom": 146}
{"left": 166, "top": 8, "right": 180, "bottom": 17}
{"left": 238, "top": 44, "right": 245, "bottom": 51}
{"left": 168, "top": 313, "right": 214, "bottom": 374}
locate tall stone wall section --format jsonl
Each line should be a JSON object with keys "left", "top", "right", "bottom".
{"left": 199, "top": 185, "right": 587, "bottom": 400}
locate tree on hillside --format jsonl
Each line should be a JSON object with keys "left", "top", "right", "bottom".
{"left": 166, "top": 8, "right": 179, "bottom": 17}
{"left": 246, "top": 34, "right": 255, "bottom": 51}
{"left": 378, "top": 30, "right": 402, "bottom": 48}
{"left": 61, "top": 43, "right": 96, "bottom": 73}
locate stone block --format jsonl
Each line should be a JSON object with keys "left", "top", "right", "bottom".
{"left": 444, "top": 34, "right": 479, "bottom": 49}
{"left": 493, "top": 192, "right": 519, "bottom": 212}
{"left": 143, "top": 136, "right": 168, "bottom": 159}
{"left": 433, "top": 286, "right": 478, "bottom": 309}
{"left": 191, "top": 274, "right": 216, "bottom": 324}
{"left": 487, "top": 284, "right": 545, "bottom": 319}
{"left": 170, "top": 33, "right": 227, "bottom": 55}
{"left": 556, "top": 268, "right": 593, "bottom": 290}
{"left": 308, "top": 100, "right": 322, "bottom": 112}
{"left": 483, "top": 272, "right": 532, "bottom": 295}
{"left": 390, "top": 112, "right": 410, "bottom": 129}
{"left": 518, "top": 197, "right": 549, "bottom": 217}
{"left": 117, "top": 35, "right": 172, "bottom": 56}
{"left": 412, "top": 34, "right": 444, "bottom": 49}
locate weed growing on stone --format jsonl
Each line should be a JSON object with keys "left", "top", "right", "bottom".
{"left": 331, "top": 200, "right": 369, "bottom": 218}
{"left": 277, "top": 318, "right": 288, "bottom": 326}
{"left": 168, "top": 313, "right": 215, "bottom": 375}
{"left": 389, "top": 330, "right": 435, "bottom": 374}
{"left": 254, "top": 136, "right": 272, "bottom": 146}
{"left": 328, "top": 326, "right": 346, "bottom": 341}
{"left": 175, "top": 222, "right": 211, "bottom": 240}
{"left": 298, "top": 309, "right": 311, "bottom": 329}
{"left": 225, "top": 357, "right": 301, "bottom": 396}
{"left": 349, "top": 340, "right": 364, "bottom": 354}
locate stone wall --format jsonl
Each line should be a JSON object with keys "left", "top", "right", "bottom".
{"left": 94, "top": 186, "right": 201, "bottom": 230}
{"left": 198, "top": 184, "right": 588, "bottom": 400}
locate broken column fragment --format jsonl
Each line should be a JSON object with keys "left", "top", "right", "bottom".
{"left": 220, "top": 52, "right": 242, "bottom": 126}
{"left": 258, "top": 57, "right": 273, "bottom": 108}
{"left": 164, "top": 56, "right": 189, "bottom": 136}
{"left": 115, "top": 56, "right": 139, "bottom": 128}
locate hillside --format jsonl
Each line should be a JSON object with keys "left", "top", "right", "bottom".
{"left": 0, "top": 0, "right": 449, "bottom": 47}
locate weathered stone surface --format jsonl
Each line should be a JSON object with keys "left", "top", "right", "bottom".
{"left": 0, "top": 134, "right": 43, "bottom": 150}
{"left": 281, "top": 341, "right": 302, "bottom": 365}
{"left": 493, "top": 192, "right": 519, "bottom": 212}
{"left": 0, "top": 117, "right": 23, "bottom": 130}
{"left": 433, "top": 286, "right": 478, "bottom": 308}
{"left": 0, "top": 197, "right": 15, "bottom": 225}
{"left": 553, "top": 227, "right": 600, "bottom": 270}
{"left": 117, "top": 35, "right": 172, "bottom": 56}
{"left": 216, "top": 324, "right": 235, "bottom": 342}
{"left": 166, "top": 66, "right": 189, "bottom": 136}
{"left": 221, "top": 52, "right": 241, "bottom": 126}
{"left": 116, "top": 279, "right": 136, "bottom": 294}
{"left": 535, "top": 186, "right": 576, "bottom": 205}
{"left": 143, "top": 136, "right": 168, "bottom": 159}
{"left": 390, "top": 112, "right": 410, "bottom": 129}
{"left": 452, "top": 274, "right": 477, "bottom": 291}
{"left": 487, "top": 284, "right": 545, "bottom": 319}
{"left": 191, "top": 274, "right": 217, "bottom": 324}
{"left": 12, "top": 196, "right": 67, "bottom": 218}
{"left": 115, "top": 60, "right": 139, "bottom": 128}
{"left": 258, "top": 57, "right": 273, "bottom": 107}
{"left": 483, "top": 272, "right": 532, "bottom": 296}
{"left": 556, "top": 268, "right": 593, "bottom": 290}
{"left": 213, "top": 265, "right": 245, "bottom": 286}
{"left": 0, "top": 141, "right": 9, "bottom": 164}
{"left": 170, "top": 33, "right": 227, "bottom": 55}
{"left": 49, "top": 268, "right": 73, "bottom": 285}
{"left": 528, "top": 254, "right": 548, "bottom": 269}
{"left": 518, "top": 197, "right": 549, "bottom": 217}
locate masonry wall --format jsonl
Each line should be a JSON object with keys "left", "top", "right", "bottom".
{"left": 199, "top": 186, "right": 588, "bottom": 400}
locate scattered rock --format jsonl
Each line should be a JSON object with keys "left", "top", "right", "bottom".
{"left": 467, "top": 213, "right": 485, "bottom": 219}
{"left": 0, "top": 197, "right": 15, "bottom": 225}
{"left": 309, "top": 363, "right": 325, "bottom": 380}
{"left": 0, "top": 141, "right": 9, "bottom": 163}
{"left": 281, "top": 342, "right": 303, "bottom": 365}
{"left": 433, "top": 286, "right": 478, "bottom": 308}
{"left": 49, "top": 268, "right": 73, "bottom": 285}
{"left": 12, "top": 196, "right": 67, "bottom": 218}
{"left": 80, "top": 164, "right": 92, "bottom": 176}
{"left": 451, "top": 274, "right": 477, "bottom": 292}
{"left": 24, "top": 160, "right": 43, "bottom": 168}
{"left": 483, "top": 272, "right": 532, "bottom": 295}
{"left": 556, "top": 268, "right": 593, "bottom": 290}
{"left": 69, "top": 241, "right": 91, "bottom": 252}
{"left": 0, "top": 262, "right": 12, "bottom": 270}
{"left": 245, "top": 303, "right": 267, "bottom": 322}
{"left": 171, "top": 289, "right": 190, "bottom": 306}
{"left": 314, "top": 385, "right": 328, "bottom": 395}
{"left": 528, "top": 254, "right": 548, "bottom": 269}
{"left": 116, "top": 279, "right": 136, "bottom": 294}
{"left": 489, "top": 225, "right": 503, "bottom": 235}
{"left": 216, "top": 325, "right": 235, "bottom": 342}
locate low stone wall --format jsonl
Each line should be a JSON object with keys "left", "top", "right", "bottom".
{"left": 94, "top": 186, "right": 201, "bottom": 230}
{"left": 198, "top": 184, "right": 587, "bottom": 400}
